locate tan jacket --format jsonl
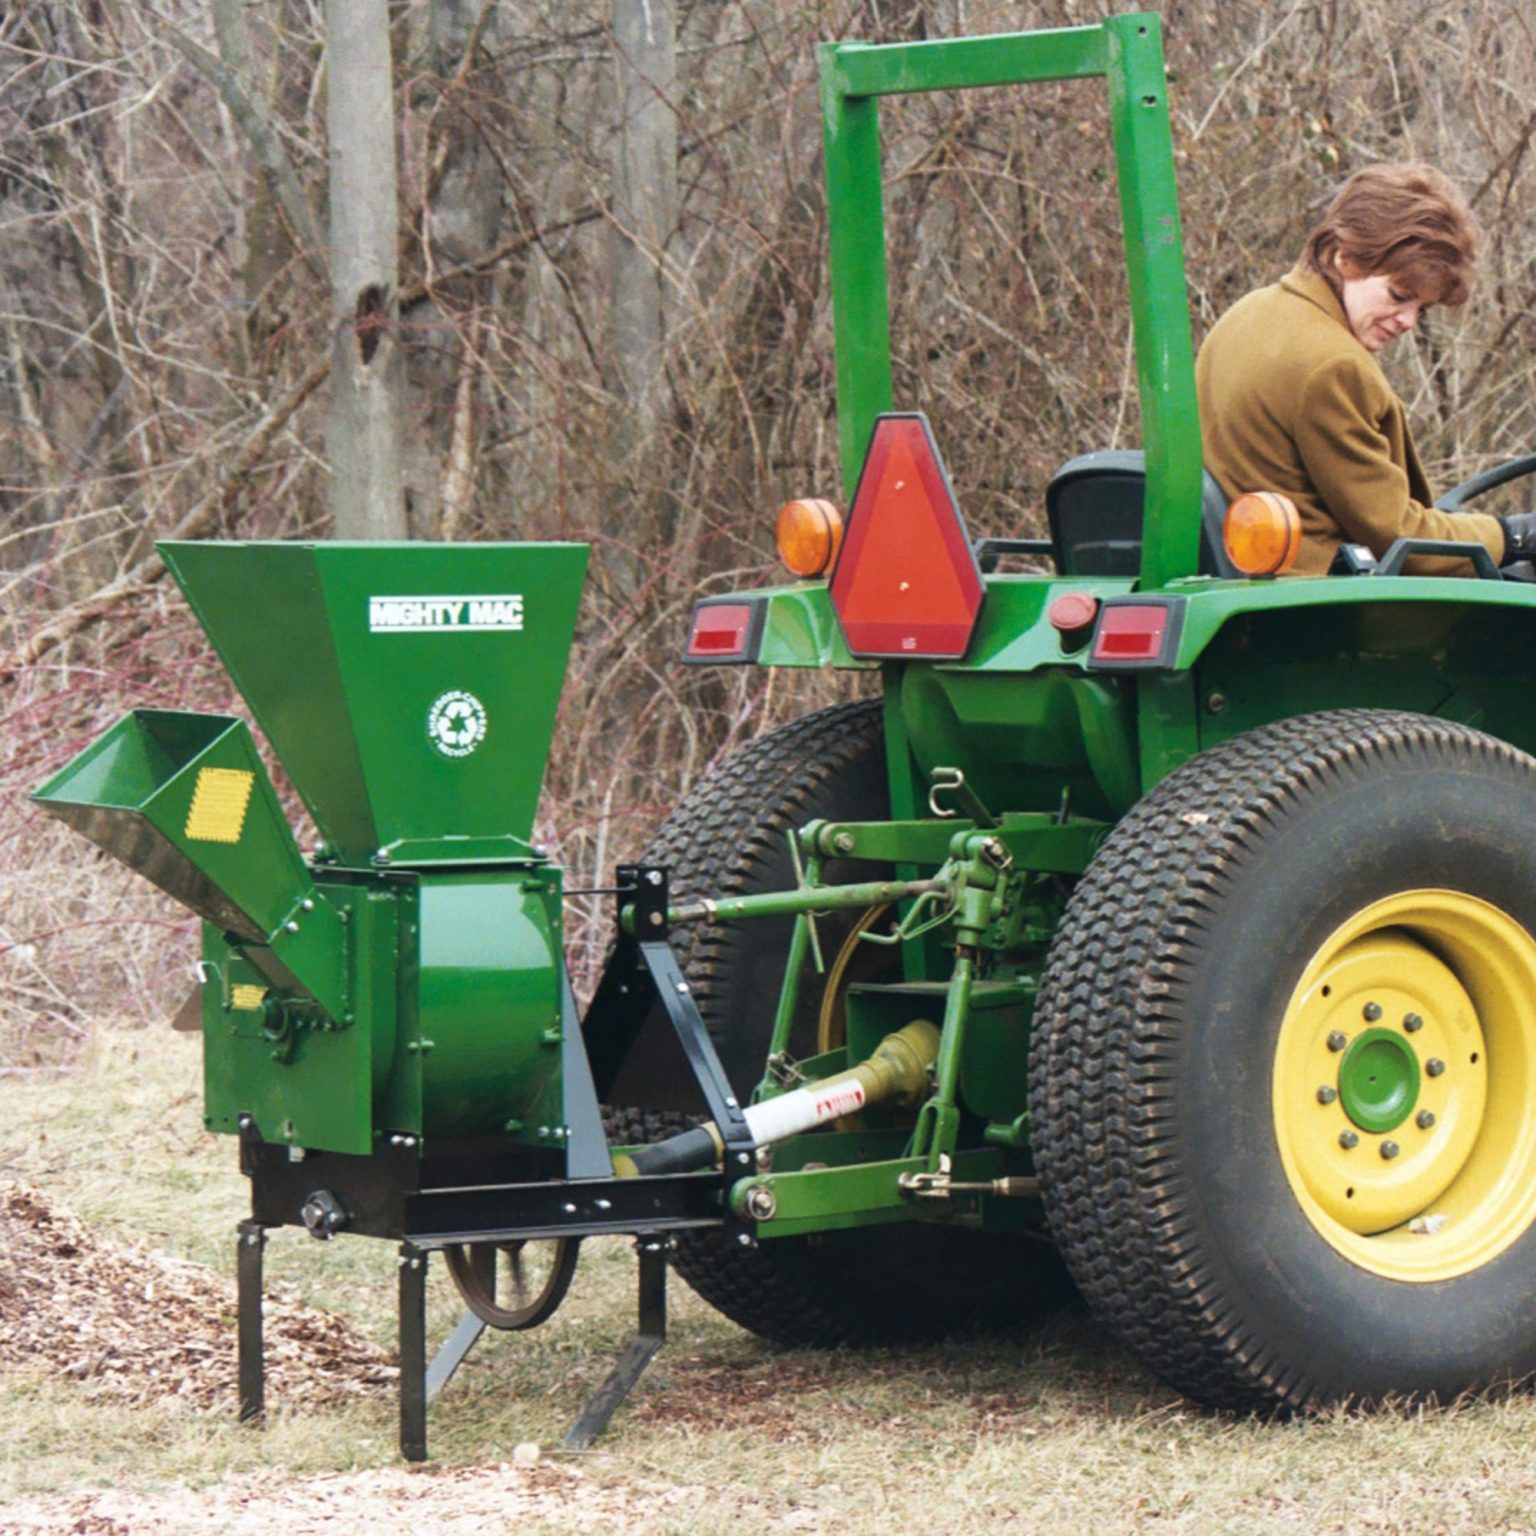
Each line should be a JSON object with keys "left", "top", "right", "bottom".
{"left": 1196, "top": 267, "right": 1504, "bottom": 576}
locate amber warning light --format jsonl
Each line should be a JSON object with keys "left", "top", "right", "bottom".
{"left": 776, "top": 498, "right": 843, "bottom": 578}
{"left": 1223, "top": 491, "right": 1301, "bottom": 577}
{"left": 828, "top": 413, "right": 984, "bottom": 660}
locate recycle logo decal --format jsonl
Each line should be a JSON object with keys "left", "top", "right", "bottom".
{"left": 427, "top": 689, "right": 488, "bottom": 758}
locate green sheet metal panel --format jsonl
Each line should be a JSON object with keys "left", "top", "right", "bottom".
{"left": 755, "top": 583, "right": 872, "bottom": 668}
{"left": 1164, "top": 572, "right": 1536, "bottom": 669}
{"left": 414, "top": 868, "right": 564, "bottom": 1144}
{"left": 200, "top": 900, "right": 374, "bottom": 1156}
{"left": 159, "top": 541, "right": 589, "bottom": 864}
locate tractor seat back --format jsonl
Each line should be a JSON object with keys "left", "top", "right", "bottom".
{"left": 1046, "top": 450, "right": 1238, "bottom": 578}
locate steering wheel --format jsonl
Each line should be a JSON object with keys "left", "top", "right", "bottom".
{"left": 1435, "top": 452, "right": 1536, "bottom": 513}
{"left": 1435, "top": 453, "right": 1536, "bottom": 581}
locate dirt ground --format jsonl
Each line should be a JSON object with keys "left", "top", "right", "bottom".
{"left": 10, "top": 1040, "right": 1536, "bottom": 1536}
{"left": 0, "top": 1182, "right": 695, "bottom": 1534}
{"left": 0, "top": 1461, "right": 724, "bottom": 1536}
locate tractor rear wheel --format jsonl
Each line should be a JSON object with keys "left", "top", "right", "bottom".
{"left": 628, "top": 698, "right": 1067, "bottom": 1345}
{"left": 1030, "top": 709, "right": 1536, "bottom": 1411}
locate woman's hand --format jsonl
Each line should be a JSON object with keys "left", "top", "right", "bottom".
{"left": 1498, "top": 511, "right": 1536, "bottom": 565}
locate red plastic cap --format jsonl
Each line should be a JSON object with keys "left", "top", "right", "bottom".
{"left": 685, "top": 602, "right": 757, "bottom": 661}
{"left": 1047, "top": 591, "right": 1100, "bottom": 649}
{"left": 1091, "top": 604, "right": 1169, "bottom": 662}
{"left": 829, "top": 414, "right": 983, "bottom": 660}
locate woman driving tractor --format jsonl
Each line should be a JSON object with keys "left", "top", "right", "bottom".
{"left": 1197, "top": 162, "right": 1536, "bottom": 576}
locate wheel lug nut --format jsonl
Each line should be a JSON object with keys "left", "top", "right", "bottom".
{"left": 1416, "top": 1110, "right": 1436, "bottom": 1130}
{"left": 1339, "top": 1130, "right": 1359, "bottom": 1149}
{"left": 1403, "top": 1013, "right": 1423, "bottom": 1033}
{"left": 1363, "top": 1002, "right": 1382, "bottom": 1022}
{"left": 1426, "top": 1058, "right": 1445, "bottom": 1077}
{"left": 1381, "top": 1140, "right": 1401, "bottom": 1160}
{"left": 1317, "top": 1085, "right": 1338, "bottom": 1104}
{"left": 1327, "top": 1031, "right": 1349, "bottom": 1053}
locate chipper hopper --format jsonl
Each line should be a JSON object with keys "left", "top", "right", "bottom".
{"left": 34, "top": 10, "right": 1536, "bottom": 1456}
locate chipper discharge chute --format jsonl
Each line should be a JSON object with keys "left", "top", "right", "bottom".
{"left": 37, "top": 6, "right": 1536, "bottom": 1463}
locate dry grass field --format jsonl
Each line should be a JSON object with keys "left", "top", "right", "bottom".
{"left": 10, "top": 3, "right": 1536, "bottom": 1531}
{"left": 3, "top": 1027, "right": 1536, "bottom": 1534}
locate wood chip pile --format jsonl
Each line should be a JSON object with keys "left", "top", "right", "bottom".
{"left": 0, "top": 1181, "right": 395, "bottom": 1410}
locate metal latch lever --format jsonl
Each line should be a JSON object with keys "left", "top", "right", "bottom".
{"left": 897, "top": 1153, "right": 1040, "bottom": 1201}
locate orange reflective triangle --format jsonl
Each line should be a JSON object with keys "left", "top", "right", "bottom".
{"left": 830, "top": 414, "right": 982, "bottom": 659}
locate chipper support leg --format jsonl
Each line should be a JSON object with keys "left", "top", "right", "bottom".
{"left": 235, "top": 1222, "right": 265, "bottom": 1425}
{"left": 561, "top": 1237, "right": 668, "bottom": 1450}
{"left": 399, "top": 1243, "right": 429, "bottom": 1461}
{"left": 237, "top": 1221, "right": 266, "bottom": 1424}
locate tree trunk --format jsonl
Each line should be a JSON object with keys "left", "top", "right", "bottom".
{"left": 210, "top": 0, "right": 310, "bottom": 357}
{"left": 399, "top": 0, "right": 501, "bottom": 539}
{"left": 325, "top": 0, "right": 406, "bottom": 540}
{"left": 607, "top": 0, "right": 677, "bottom": 448}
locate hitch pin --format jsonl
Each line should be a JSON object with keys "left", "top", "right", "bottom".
{"left": 928, "top": 766, "right": 964, "bottom": 818}
{"left": 195, "top": 959, "right": 232, "bottom": 1012}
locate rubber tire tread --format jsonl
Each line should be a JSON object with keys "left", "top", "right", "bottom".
{"left": 1029, "top": 708, "right": 1536, "bottom": 1413}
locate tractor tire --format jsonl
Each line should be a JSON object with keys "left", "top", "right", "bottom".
{"left": 631, "top": 698, "right": 1068, "bottom": 1345}
{"left": 1030, "top": 709, "right": 1536, "bottom": 1412}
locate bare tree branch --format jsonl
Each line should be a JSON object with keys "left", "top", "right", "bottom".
{"left": 150, "top": 4, "right": 328, "bottom": 280}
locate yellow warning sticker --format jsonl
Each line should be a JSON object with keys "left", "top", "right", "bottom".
{"left": 230, "top": 984, "right": 268, "bottom": 1012}
{"left": 184, "top": 767, "right": 254, "bottom": 844}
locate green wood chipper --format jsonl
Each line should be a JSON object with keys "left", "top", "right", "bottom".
{"left": 34, "top": 13, "right": 1536, "bottom": 1455}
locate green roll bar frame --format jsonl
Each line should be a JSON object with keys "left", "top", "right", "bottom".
{"left": 819, "top": 12, "right": 1203, "bottom": 592}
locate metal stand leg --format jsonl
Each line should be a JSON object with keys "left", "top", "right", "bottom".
{"left": 399, "top": 1244, "right": 429, "bottom": 1462}
{"left": 426, "top": 1310, "right": 488, "bottom": 1404}
{"left": 561, "top": 1237, "right": 668, "bottom": 1450}
{"left": 237, "top": 1221, "right": 266, "bottom": 1424}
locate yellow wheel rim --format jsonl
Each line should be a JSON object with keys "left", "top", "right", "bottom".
{"left": 1273, "top": 890, "right": 1536, "bottom": 1281}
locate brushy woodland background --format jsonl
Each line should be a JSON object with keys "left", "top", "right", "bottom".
{"left": 3, "top": 0, "right": 1536, "bottom": 1068}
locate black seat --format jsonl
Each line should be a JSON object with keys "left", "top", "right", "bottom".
{"left": 1046, "top": 450, "right": 1239, "bottom": 578}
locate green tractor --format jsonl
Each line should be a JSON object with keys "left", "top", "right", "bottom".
{"left": 33, "top": 12, "right": 1536, "bottom": 1452}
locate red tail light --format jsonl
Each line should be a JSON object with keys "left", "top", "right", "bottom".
{"left": 683, "top": 599, "right": 764, "bottom": 664}
{"left": 1088, "top": 599, "right": 1183, "bottom": 669}
{"left": 829, "top": 414, "right": 984, "bottom": 660}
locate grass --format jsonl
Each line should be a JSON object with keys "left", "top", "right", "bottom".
{"left": 6, "top": 1027, "right": 1536, "bottom": 1534}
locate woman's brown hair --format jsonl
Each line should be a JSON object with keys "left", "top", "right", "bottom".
{"left": 1302, "top": 162, "right": 1479, "bottom": 305}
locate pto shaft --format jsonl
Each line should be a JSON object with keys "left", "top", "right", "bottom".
{"left": 614, "top": 1019, "right": 940, "bottom": 1177}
